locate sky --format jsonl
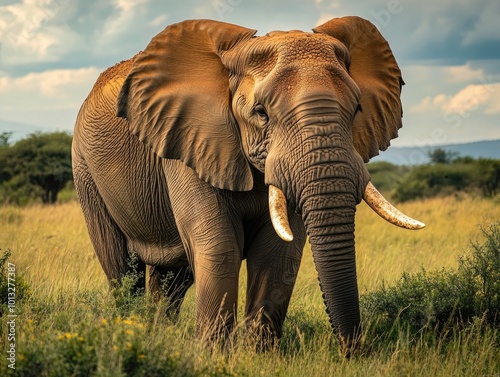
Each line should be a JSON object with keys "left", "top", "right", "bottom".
{"left": 0, "top": 0, "right": 499, "bottom": 149}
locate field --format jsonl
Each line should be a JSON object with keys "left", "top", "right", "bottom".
{"left": 1, "top": 195, "right": 499, "bottom": 376}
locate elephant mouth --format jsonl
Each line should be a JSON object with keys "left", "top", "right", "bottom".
{"left": 269, "top": 181, "right": 425, "bottom": 242}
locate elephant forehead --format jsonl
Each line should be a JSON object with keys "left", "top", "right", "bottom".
{"left": 267, "top": 32, "right": 346, "bottom": 64}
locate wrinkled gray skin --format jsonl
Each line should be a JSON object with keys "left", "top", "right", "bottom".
{"left": 72, "top": 17, "right": 404, "bottom": 352}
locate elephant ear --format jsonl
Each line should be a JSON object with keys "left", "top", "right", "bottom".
{"left": 313, "top": 16, "right": 404, "bottom": 162}
{"left": 117, "top": 20, "right": 257, "bottom": 191}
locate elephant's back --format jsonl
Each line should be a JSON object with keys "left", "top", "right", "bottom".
{"left": 75, "top": 57, "right": 136, "bottom": 131}
{"left": 73, "top": 57, "right": 138, "bottom": 156}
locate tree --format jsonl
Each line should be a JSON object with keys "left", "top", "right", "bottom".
{"left": 474, "top": 159, "right": 500, "bottom": 197}
{"left": 0, "top": 132, "right": 12, "bottom": 148}
{"left": 0, "top": 132, "right": 73, "bottom": 204}
{"left": 428, "top": 148, "right": 458, "bottom": 164}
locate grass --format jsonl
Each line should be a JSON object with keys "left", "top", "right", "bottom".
{"left": 0, "top": 194, "right": 499, "bottom": 376}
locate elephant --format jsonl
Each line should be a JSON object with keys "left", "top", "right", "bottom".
{"left": 72, "top": 16, "right": 424, "bottom": 353}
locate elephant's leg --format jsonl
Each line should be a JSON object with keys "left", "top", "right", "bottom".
{"left": 73, "top": 158, "right": 145, "bottom": 291}
{"left": 245, "top": 215, "right": 306, "bottom": 345}
{"left": 148, "top": 265, "right": 194, "bottom": 321}
{"left": 164, "top": 160, "right": 243, "bottom": 343}
{"left": 193, "top": 244, "right": 242, "bottom": 342}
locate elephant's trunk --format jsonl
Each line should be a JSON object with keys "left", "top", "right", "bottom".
{"left": 266, "top": 136, "right": 424, "bottom": 353}
{"left": 300, "top": 172, "right": 361, "bottom": 351}
{"left": 266, "top": 130, "right": 366, "bottom": 351}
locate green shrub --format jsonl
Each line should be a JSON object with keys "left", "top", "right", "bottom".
{"left": 392, "top": 159, "right": 500, "bottom": 202}
{"left": 459, "top": 222, "right": 500, "bottom": 325}
{"left": 0, "top": 250, "right": 203, "bottom": 376}
{"left": 472, "top": 159, "right": 500, "bottom": 197}
{"left": 366, "top": 161, "right": 411, "bottom": 193}
{"left": 111, "top": 251, "right": 147, "bottom": 317}
{"left": 361, "top": 222, "right": 500, "bottom": 343}
{"left": 393, "top": 163, "right": 476, "bottom": 202}
{"left": 11, "top": 303, "right": 199, "bottom": 377}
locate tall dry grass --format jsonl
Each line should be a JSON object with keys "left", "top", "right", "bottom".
{"left": 1, "top": 195, "right": 498, "bottom": 309}
{"left": 0, "top": 203, "right": 106, "bottom": 296}
{"left": 355, "top": 195, "right": 499, "bottom": 292}
{"left": 291, "top": 194, "right": 500, "bottom": 314}
{"left": 1, "top": 195, "right": 499, "bottom": 376}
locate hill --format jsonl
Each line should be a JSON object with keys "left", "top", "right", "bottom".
{"left": 372, "top": 140, "right": 500, "bottom": 165}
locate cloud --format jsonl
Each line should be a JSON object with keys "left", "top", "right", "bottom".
{"left": 0, "top": 0, "right": 96, "bottom": 69}
{"left": 410, "top": 94, "right": 448, "bottom": 113}
{"left": 444, "top": 83, "right": 500, "bottom": 115}
{"left": 149, "top": 14, "right": 168, "bottom": 27}
{"left": 410, "top": 82, "right": 500, "bottom": 116}
{"left": 446, "top": 64, "right": 485, "bottom": 83}
{"left": 95, "top": 0, "right": 150, "bottom": 54}
{"left": 115, "top": 0, "right": 148, "bottom": 12}
{"left": 1, "top": 0, "right": 499, "bottom": 146}
{"left": 0, "top": 67, "right": 101, "bottom": 111}
{"left": 462, "top": 0, "right": 500, "bottom": 46}
{"left": 315, "top": 0, "right": 500, "bottom": 63}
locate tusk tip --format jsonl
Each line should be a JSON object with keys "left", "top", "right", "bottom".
{"left": 411, "top": 221, "right": 426, "bottom": 230}
{"left": 279, "top": 232, "right": 294, "bottom": 242}
{"left": 363, "top": 182, "right": 426, "bottom": 231}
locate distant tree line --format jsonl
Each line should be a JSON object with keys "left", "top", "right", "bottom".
{"left": 0, "top": 132, "right": 498, "bottom": 206}
{"left": 368, "top": 148, "right": 500, "bottom": 202}
{"left": 0, "top": 131, "right": 73, "bottom": 205}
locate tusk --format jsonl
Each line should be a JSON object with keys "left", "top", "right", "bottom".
{"left": 269, "top": 185, "right": 294, "bottom": 242}
{"left": 363, "top": 181, "right": 425, "bottom": 230}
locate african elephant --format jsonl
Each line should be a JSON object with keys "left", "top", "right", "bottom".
{"left": 72, "top": 16, "right": 424, "bottom": 353}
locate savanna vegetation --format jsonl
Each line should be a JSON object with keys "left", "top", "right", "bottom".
{"left": 367, "top": 149, "right": 500, "bottom": 202}
{"left": 0, "top": 132, "right": 499, "bottom": 375}
{"left": 1, "top": 196, "right": 499, "bottom": 376}
{"left": 1, "top": 132, "right": 498, "bottom": 206}
{"left": 0, "top": 132, "right": 74, "bottom": 205}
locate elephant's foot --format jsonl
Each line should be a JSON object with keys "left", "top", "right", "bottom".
{"left": 148, "top": 265, "right": 194, "bottom": 322}
{"left": 243, "top": 310, "right": 281, "bottom": 352}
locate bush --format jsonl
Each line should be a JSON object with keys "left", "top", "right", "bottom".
{"left": 472, "top": 159, "right": 500, "bottom": 197}
{"left": 366, "top": 161, "right": 411, "bottom": 193}
{"left": 392, "top": 158, "right": 500, "bottom": 203}
{"left": 393, "top": 162, "right": 480, "bottom": 202}
{"left": 1, "top": 248, "right": 202, "bottom": 377}
{"left": 459, "top": 223, "right": 500, "bottom": 325}
{"left": 361, "top": 222, "right": 500, "bottom": 342}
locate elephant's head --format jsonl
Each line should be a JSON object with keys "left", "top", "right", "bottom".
{"left": 117, "top": 17, "right": 424, "bottom": 351}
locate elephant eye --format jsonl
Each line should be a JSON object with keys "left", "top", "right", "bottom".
{"left": 254, "top": 104, "right": 269, "bottom": 125}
